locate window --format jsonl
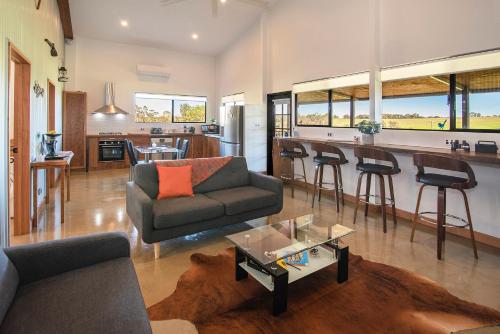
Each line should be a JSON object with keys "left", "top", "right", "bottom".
{"left": 382, "top": 76, "right": 451, "bottom": 130}
{"left": 295, "top": 83, "right": 369, "bottom": 128}
{"left": 274, "top": 99, "right": 291, "bottom": 137}
{"left": 455, "top": 68, "right": 500, "bottom": 131}
{"left": 135, "top": 93, "right": 206, "bottom": 123}
{"left": 331, "top": 92, "right": 351, "bottom": 127}
{"left": 331, "top": 84, "right": 370, "bottom": 127}
{"left": 135, "top": 93, "right": 172, "bottom": 123}
{"left": 354, "top": 99, "right": 370, "bottom": 126}
{"left": 296, "top": 90, "right": 329, "bottom": 126}
{"left": 173, "top": 96, "right": 206, "bottom": 123}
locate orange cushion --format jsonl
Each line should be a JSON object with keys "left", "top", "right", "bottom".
{"left": 156, "top": 164, "right": 194, "bottom": 200}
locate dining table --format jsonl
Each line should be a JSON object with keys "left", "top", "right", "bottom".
{"left": 134, "top": 146, "right": 182, "bottom": 162}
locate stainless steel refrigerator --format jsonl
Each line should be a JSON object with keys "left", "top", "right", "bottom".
{"left": 220, "top": 105, "right": 244, "bottom": 156}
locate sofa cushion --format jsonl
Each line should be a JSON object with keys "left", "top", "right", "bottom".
{"left": 205, "top": 186, "right": 277, "bottom": 216}
{"left": 153, "top": 194, "right": 224, "bottom": 229}
{"left": 156, "top": 165, "right": 193, "bottom": 199}
{"left": 193, "top": 157, "right": 249, "bottom": 193}
{"left": 133, "top": 163, "right": 159, "bottom": 199}
{"left": 0, "top": 258, "right": 151, "bottom": 334}
{"left": 0, "top": 250, "right": 18, "bottom": 325}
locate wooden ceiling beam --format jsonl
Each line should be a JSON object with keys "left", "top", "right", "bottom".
{"left": 57, "top": 0, "right": 73, "bottom": 40}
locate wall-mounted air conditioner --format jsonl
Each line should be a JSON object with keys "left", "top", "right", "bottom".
{"left": 136, "top": 64, "right": 170, "bottom": 79}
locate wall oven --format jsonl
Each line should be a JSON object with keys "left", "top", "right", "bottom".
{"left": 98, "top": 139, "right": 125, "bottom": 162}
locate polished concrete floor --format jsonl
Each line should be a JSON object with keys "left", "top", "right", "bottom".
{"left": 10, "top": 169, "right": 500, "bottom": 332}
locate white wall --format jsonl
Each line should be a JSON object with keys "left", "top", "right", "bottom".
{"left": 66, "top": 37, "right": 216, "bottom": 134}
{"left": 216, "top": 22, "right": 267, "bottom": 171}
{"left": 0, "top": 0, "right": 65, "bottom": 245}
{"left": 380, "top": 0, "right": 500, "bottom": 68}
{"left": 216, "top": 23, "right": 262, "bottom": 104}
{"left": 267, "top": 0, "right": 371, "bottom": 93}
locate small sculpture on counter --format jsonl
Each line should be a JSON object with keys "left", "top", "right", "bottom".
{"left": 446, "top": 139, "right": 470, "bottom": 152}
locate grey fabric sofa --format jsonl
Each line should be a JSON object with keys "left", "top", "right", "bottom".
{"left": 126, "top": 157, "right": 283, "bottom": 259}
{"left": 0, "top": 233, "right": 152, "bottom": 334}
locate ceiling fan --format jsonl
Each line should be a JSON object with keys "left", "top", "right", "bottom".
{"left": 160, "top": 0, "right": 269, "bottom": 17}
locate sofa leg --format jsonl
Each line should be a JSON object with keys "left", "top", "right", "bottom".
{"left": 267, "top": 215, "right": 272, "bottom": 224}
{"left": 154, "top": 243, "right": 160, "bottom": 259}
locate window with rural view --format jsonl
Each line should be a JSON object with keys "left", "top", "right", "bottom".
{"left": 135, "top": 93, "right": 206, "bottom": 123}
{"left": 382, "top": 76, "right": 450, "bottom": 130}
{"left": 455, "top": 68, "right": 500, "bottom": 130}
{"left": 296, "top": 90, "right": 329, "bottom": 126}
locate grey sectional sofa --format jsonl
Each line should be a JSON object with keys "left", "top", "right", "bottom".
{"left": 126, "top": 157, "right": 283, "bottom": 259}
{"left": 0, "top": 233, "right": 152, "bottom": 334}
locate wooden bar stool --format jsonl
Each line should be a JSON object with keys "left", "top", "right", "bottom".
{"left": 411, "top": 153, "right": 479, "bottom": 260}
{"left": 278, "top": 139, "right": 309, "bottom": 198}
{"left": 311, "top": 143, "right": 348, "bottom": 212}
{"left": 353, "top": 146, "right": 401, "bottom": 233}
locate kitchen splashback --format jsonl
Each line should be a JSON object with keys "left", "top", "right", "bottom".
{"left": 87, "top": 113, "right": 204, "bottom": 135}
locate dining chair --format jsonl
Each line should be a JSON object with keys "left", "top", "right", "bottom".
{"left": 125, "top": 139, "right": 145, "bottom": 181}
{"left": 180, "top": 139, "right": 190, "bottom": 159}
{"left": 172, "top": 138, "right": 182, "bottom": 160}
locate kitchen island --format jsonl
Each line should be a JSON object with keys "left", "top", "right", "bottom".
{"left": 273, "top": 137, "right": 500, "bottom": 248}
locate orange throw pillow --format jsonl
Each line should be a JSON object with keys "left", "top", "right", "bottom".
{"left": 156, "top": 164, "right": 194, "bottom": 200}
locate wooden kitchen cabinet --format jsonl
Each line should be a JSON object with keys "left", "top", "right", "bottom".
{"left": 205, "top": 136, "right": 221, "bottom": 157}
{"left": 63, "top": 91, "right": 87, "bottom": 170}
{"left": 86, "top": 134, "right": 216, "bottom": 171}
{"left": 172, "top": 134, "right": 204, "bottom": 158}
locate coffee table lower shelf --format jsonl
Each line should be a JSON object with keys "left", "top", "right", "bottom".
{"left": 238, "top": 246, "right": 336, "bottom": 291}
{"left": 235, "top": 244, "right": 349, "bottom": 316}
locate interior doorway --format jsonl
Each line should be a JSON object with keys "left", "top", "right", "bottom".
{"left": 8, "top": 43, "right": 31, "bottom": 236}
{"left": 266, "top": 91, "right": 292, "bottom": 175}
{"left": 47, "top": 80, "right": 56, "bottom": 187}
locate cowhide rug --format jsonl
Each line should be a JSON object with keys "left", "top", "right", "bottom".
{"left": 148, "top": 249, "right": 500, "bottom": 334}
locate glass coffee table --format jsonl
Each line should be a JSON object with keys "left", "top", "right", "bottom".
{"left": 226, "top": 214, "right": 354, "bottom": 316}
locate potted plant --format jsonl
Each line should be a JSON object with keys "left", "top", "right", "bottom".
{"left": 357, "top": 120, "right": 380, "bottom": 145}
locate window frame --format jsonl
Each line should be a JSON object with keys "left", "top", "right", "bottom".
{"left": 295, "top": 89, "right": 368, "bottom": 129}
{"left": 134, "top": 92, "right": 207, "bottom": 124}
{"left": 294, "top": 91, "right": 331, "bottom": 128}
{"left": 381, "top": 72, "right": 500, "bottom": 133}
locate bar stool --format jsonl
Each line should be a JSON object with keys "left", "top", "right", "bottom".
{"left": 311, "top": 143, "right": 348, "bottom": 212}
{"left": 353, "top": 146, "right": 401, "bottom": 233}
{"left": 278, "top": 139, "right": 309, "bottom": 198}
{"left": 411, "top": 153, "right": 479, "bottom": 260}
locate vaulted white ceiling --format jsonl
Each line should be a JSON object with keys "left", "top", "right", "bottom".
{"left": 69, "top": 0, "right": 272, "bottom": 56}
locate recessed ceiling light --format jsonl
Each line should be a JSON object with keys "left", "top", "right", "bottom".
{"left": 220, "top": 0, "right": 227, "bottom": 3}
{"left": 191, "top": 33, "right": 199, "bottom": 40}
{"left": 120, "top": 20, "right": 129, "bottom": 27}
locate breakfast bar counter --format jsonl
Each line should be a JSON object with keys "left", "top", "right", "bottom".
{"left": 279, "top": 137, "right": 500, "bottom": 166}
{"left": 273, "top": 137, "right": 500, "bottom": 247}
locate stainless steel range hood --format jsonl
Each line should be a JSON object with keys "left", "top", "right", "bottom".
{"left": 92, "top": 82, "right": 129, "bottom": 115}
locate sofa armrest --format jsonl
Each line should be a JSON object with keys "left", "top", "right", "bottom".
{"left": 249, "top": 172, "right": 283, "bottom": 206}
{"left": 4, "top": 232, "right": 130, "bottom": 286}
{"left": 126, "top": 182, "right": 154, "bottom": 243}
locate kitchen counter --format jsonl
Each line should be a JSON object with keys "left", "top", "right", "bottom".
{"left": 281, "top": 137, "right": 500, "bottom": 166}
{"left": 86, "top": 132, "right": 205, "bottom": 138}
{"left": 204, "top": 133, "right": 221, "bottom": 139}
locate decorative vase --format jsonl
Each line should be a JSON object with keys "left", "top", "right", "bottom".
{"left": 44, "top": 133, "right": 61, "bottom": 157}
{"left": 361, "top": 134, "right": 374, "bottom": 145}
